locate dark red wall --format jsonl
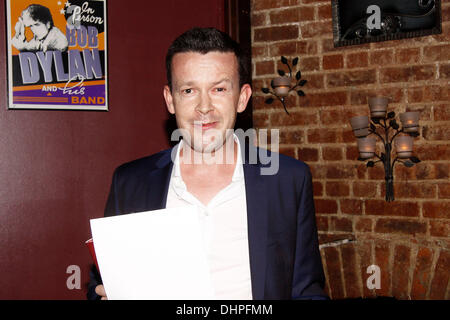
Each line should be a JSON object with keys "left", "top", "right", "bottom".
{"left": 0, "top": 0, "right": 224, "bottom": 299}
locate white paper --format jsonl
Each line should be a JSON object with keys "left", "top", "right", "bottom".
{"left": 90, "top": 206, "right": 215, "bottom": 300}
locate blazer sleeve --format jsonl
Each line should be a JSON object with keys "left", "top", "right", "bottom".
{"left": 291, "top": 165, "right": 328, "bottom": 300}
{"left": 86, "top": 169, "right": 119, "bottom": 300}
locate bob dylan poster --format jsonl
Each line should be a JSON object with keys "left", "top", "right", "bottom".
{"left": 6, "top": 0, "right": 108, "bottom": 110}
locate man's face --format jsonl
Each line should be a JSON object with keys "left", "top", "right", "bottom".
{"left": 22, "top": 11, "right": 50, "bottom": 40}
{"left": 164, "top": 51, "right": 251, "bottom": 154}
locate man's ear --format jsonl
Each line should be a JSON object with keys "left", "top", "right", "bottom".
{"left": 163, "top": 85, "right": 175, "bottom": 114}
{"left": 46, "top": 22, "right": 51, "bottom": 29}
{"left": 237, "top": 84, "right": 252, "bottom": 113}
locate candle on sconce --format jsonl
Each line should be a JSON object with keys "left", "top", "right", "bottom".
{"left": 271, "top": 76, "right": 291, "bottom": 97}
{"left": 357, "top": 137, "right": 376, "bottom": 159}
{"left": 395, "top": 135, "right": 413, "bottom": 158}
{"left": 368, "top": 96, "right": 389, "bottom": 118}
{"left": 399, "top": 111, "right": 420, "bottom": 133}
{"left": 350, "top": 115, "right": 370, "bottom": 137}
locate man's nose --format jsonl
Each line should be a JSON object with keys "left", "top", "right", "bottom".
{"left": 196, "top": 91, "right": 213, "bottom": 114}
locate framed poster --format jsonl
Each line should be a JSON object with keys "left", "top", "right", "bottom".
{"left": 5, "top": 0, "right": 108, "bottom": 110}
{"left": 332, "top": 0, "right": 442, "bottom": 47}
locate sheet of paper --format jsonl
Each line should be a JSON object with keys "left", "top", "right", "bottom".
{"left": 90, "top": 206, "right": 215, "bottom": 300}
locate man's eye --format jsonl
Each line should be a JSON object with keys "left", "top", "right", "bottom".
{"left": 183, "top": 89, "right": 192, "bottom": 94}
{"left": 216, "top": 87, "right": 226, "bottom": 92}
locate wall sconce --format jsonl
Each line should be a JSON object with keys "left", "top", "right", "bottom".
{"left": 261, "top": 56, "right": 307, "bottom": 115}
{"left": 350, "top": 97, "right": 421, "bottom": 202}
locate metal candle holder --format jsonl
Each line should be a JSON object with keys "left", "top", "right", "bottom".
{"left": 350, "top": 98, "right": 421, "bottom": 202}
{"left": 261, "top": 56, "right": 307, "bottom": 115}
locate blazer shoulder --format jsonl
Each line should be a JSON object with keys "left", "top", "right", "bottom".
{"left": 114, "top": 148, "right": 173, "bottom": 179}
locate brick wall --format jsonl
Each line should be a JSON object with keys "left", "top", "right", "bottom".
{"left": 251, "top": 0, "right": 449, "bottom": 299}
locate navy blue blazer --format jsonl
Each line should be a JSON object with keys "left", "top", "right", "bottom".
{"left": 88, "top": 143, "right": 326, "bottom": 300}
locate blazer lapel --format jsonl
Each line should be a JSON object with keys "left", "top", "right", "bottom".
{"left": 243, "top": 151, "right": 269, "bottom": 300}
{"left": 146, "top": 148, "right": 174, "bottom": 210}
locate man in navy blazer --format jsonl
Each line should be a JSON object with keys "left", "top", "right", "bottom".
{"left": 88, "top": 27, "right": 326, "bottom": 300}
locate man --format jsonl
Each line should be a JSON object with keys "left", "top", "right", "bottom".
{"left": 12, "top": 4, "right": 68, "bottom": 52}
{"left": 88, "top": 27, "right": 326, "bottom": 300}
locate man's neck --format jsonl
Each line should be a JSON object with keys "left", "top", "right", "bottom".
{"left": 179, "top": 138, "right": 238, "bottom": 174}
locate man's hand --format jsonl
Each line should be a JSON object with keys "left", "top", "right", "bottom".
{"left": 95, "top": 285, "right": 108, "bottom": 300}
{"left": 14, "top": 18, "right": 25, "bottom": 40}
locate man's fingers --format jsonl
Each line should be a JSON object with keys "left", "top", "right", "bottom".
{"left": 95, "top": 284, "right": 107, "bottom": 297}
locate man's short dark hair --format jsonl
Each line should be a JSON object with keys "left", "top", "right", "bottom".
{"left": 165, "top": 27, "right": 249, "bottom": 90}
{"left": 26, "top": 4, "right": 54, "bottom": 29}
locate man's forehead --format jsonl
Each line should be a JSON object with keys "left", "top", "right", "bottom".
{"left": 21, "top": 11, "right": 37, "bottom": 26}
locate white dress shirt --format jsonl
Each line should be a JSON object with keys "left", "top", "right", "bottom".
{"left": 165, "top": 135, "right": 253, "bottom": 300}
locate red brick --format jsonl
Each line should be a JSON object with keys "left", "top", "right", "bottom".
{"left": 252, "top": 45, "right": 267, "bottom": 58}
{"left": 411, "top": 247, "right": 433, "bottom": 300}
{"left": 356, "top": 242, "right": 376, "bottom": 297}
{"left": 323, "top": 54, "right": 344, "bottom": 70}
{"left": 317, "top": 3, "right": 332, "bottom": 20}
{"left": 429, "top": 249, "right": 450, "bottom": 299}
{"left": 252, "top": 112, "right": 269, "bottom": 128}
{"left": 392, "top": 244, "right": 411, "bottom": 299}
{"left": 423, "top": 44, "right": 450, "bottom": 62}
{"left": 346, "top": 52, "right": 369, "bottom": 68}
{"left": 314, "top": 199, "right": 338, "bottom": 214}
{"left": 437, "top": 182, "right": 450, "bottom": 199}
{"left": 279, "top": 129, "right": 305, "bottom": 144}
{"left": 326, "top": 69, "right": 376, "bottom": 87}
{"left": 323, "top": 247, "right": 345, "bottom": 299}
{"left": 429, "top": 220, "right": 450, "bottom": 238}
{"left": 252, "top": 0, "right": 291, "bottom": 11}
{"left": 270, "top": 110, "right": 318, "bottom": 126}
{"left": 350, "top": 87, "right": 404, "bottom": 105}
{"left": 326, "top": 181, "right": 349, "bottom": 197}
{"left": 380, "top": 65, "right": 435, "bottom": 83}
{"left": 251, "top": 12, "right": 267, "bottom": 27}
{"left": 322, "top": 147, "right": 343, "bottom": 161}
{"left": 330, "top": 216, "right": 353, "bottom": 232}
{"left": 299, "top": 6, "right": 315, "bottom": 21}
{"left": 414, "top": 145, "right": 450, "bottom": 161}
{"left": 407, "top": 85, "right": 447, "bottom": 103}
{"left": 255, "top": 60, "right": 275, "bottom": 76}
{"left": 375, "top": 218, "right": 427, "bottom": 235}
{"left": 375, "top": 241, "right": 392, "bottom": 297}
{"left": 319, "top": 108, "right": 355, "bottom": 126}
{"left": 355, "top": 217, "right": 372, "bottom": 232}
{"left": 270, "top": 8, "right": 299, "bottom": 24}
{"left": 393, "top": 182, "right": 436, "bottom": 199}
{"left": 365, "top": 200, "right": 419, "bottom": 217}
{"left": 433, "top": 103, "right": 450, "bottom": 121}
{"left": 395, "top": 48, "right": 421, "bottom": 64}
{"left": 279, "top": 147, "right": 296, "bottom": 158}
{"left": 313, "top": 181, "right": 323, "bottom": 197}
{"left": 345, "top": 145, "right": 359, "bottom": 160}
{"left": 341, "top": 243, "right": 362, "bottom": 298}
{"left": 316, "top": 215, "right": 328, "bottom": 231}
{"left": 254, "top": 25, "right": 299, "bottom": 42}
{"left": 305, "top": 74, "right": 324, "bottom": 89}
{"left": 423, "top": 125, "right": 450, "bottom": 141}
{"left": 352, "top": 181, "right": 377, "bottom": 198}
{"left": 369, "top": 49, "right": 394, "bottom": 66}
{"left": 440, "top": 63, "right": 450, "bottom": 79}
{"left": 307, "top": 128, "right": 341, "bottom": 143}
{"left": 326, "top": 164, "right": 357, "bottom": 179}
{"left": 303, "top": 91, "right": 347, "bottom": 107}
{"left": 301, "top": 21, "right": 332, "bottom": 38}
{"left": 423, "top": 202, "right": 450, "bottom": 219}
{"left": 340, "top": 199, "right": 363, "bottom": 215}
{"left": 298, "top": 147, "right": 319, "bottom": 162}
{"left": 299, "top": 56, "right": 320, "bottom": 71}
{"left": 270, "top": 40, "right": 318, "bottom": 56}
